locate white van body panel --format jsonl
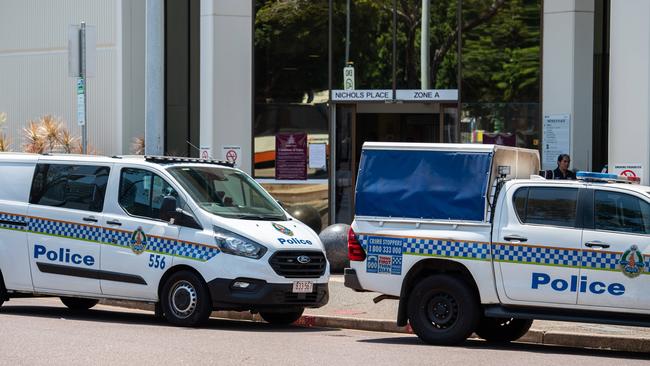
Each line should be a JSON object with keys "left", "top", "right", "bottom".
{"left": 0, "top": 153, "right": 329, "bottom": 311}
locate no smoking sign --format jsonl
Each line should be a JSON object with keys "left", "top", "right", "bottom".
{"left": 612, "top": 163, "right": 643, "bottom": 184}
{"left": 222, "top": 146, "right": 241, "bottom": 167}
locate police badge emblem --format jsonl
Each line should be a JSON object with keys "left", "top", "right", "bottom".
{"left": 130, "top": 227, "right": 148, "bottom": 255}
{"left": 272, "top": 222, "right": 294, "bottom": 236}
{"left": 619, "top": 245, "right": 644, "bottom": 278}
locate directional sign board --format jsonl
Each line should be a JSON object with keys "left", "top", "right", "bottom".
{"left": 68, "top": 24, "right": 96, "bottom": 77}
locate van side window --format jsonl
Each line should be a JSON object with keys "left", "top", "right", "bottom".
{"left": 119, "top": 168, "right": 178, "bottom": 220}
{"left": 594, "top": 190, "right": 650, "bottom": 234}
{"left": 514, "top": 187, "right": 578, "bottom": 228}
{"left": 29, "top": 164, "right": 110, "bottom": 212}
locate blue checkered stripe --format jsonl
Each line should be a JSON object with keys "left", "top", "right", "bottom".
{"left": 28, "top": 217, "right": 103, "bottom": 242}
{"left": 104, "top": 229, "right": 131, "bottom": 247}
{"left": 403, "top": 237, "right": 491, "bottom": 260}
{"left": 103, "top": 228, "right": 218, "bottom": 261}
{"left": 581, "top": 250, "right": 619, "bottom": 271}
{"left": 175, "top": 241, "right": 219, "bottom": 262}
{"left": 145, "top": 235, "right": 177, "bottom": 256}
{"left": 0, "top": 212, "right": 27, "bottom": 230}
{"left": 493, "top": 244, "right": 581, "bottom": 267}
{"left": 357, "top": 234, "right": 369, "bottom": 250}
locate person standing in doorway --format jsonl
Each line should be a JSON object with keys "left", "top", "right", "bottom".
{"left": 553, "top": 154, "right": 576, "bottom": 180}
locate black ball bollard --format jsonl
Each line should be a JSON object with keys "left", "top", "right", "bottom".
{"left": 319, "top": 224, "right": 350, "bottom": 274}
{"left": 286, "top": 204, "right": 322, "bottom": 234}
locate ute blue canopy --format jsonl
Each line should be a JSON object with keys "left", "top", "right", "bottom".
{"left": 355, "top": 148, "right": 493, "bottom": 221}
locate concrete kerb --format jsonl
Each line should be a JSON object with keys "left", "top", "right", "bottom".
{"left": 100, "top": 299, "right": 649, "bottom": 353}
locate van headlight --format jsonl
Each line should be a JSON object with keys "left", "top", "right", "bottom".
{"left": 214, "top": 226, "right": 267, "bottom": 259}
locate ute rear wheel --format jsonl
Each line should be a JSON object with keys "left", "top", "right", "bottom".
{"left": 475, "top": 317, "right": 533, "bottom": 343}
{"left": 407, "top": 274, "right": 480, "bottom": 346}
{"left": 160, "top": 270, "right": 212, "bottom": 327}
{"left": 60, "top": 297, "right": 99, "bottom": 311}
{"left": 0, "top": 277, "right": 6, "bottom": 308}
{"left": 259, "top": 308, "right": 304, "bottom": 325}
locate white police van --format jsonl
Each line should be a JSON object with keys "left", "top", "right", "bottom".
{"left": 0, "top": 153, "right": 329, "bottom": 326}
{"left": 345, "top": 142, "right": 650, "bottom": 345}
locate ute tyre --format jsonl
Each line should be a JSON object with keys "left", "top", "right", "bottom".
{"left": 476, "top": 317, "right": 533, "bottom": 343}
{"left": 161, "top": 270, "right": 212, "bottom": 327}
{"left": 260, "top": 308, "right": 304, "bottom": 325}
{"left": 0, "top": 277, "right": 6, "bottom": 308}
{"left": 407, "top": 274, "right": 480, "bottom": 346}
{"left": 60, "top": 297, "right": 99, "bottom": 311}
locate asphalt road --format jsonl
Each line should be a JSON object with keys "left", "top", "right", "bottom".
{"left": 0, "top": 298, "right": 647, "bottom": 366}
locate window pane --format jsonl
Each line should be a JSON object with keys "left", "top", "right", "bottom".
{"left": 119, "top": 168, "right": 153, "bottom": 218}
{"left": 151, "top": 175, "right": 178, "bottom": 219}
{"left": 525, "top": 187, "right": 577, "bottom": 227}
{"left": 29, "top": 164, "right": 109, "bottom": 212}
{"left": 66, "top": 165, "right": 110, "bottom": 212}
{"left": 595, "top": 191, "right": 650, "bottom": 234}
{"left": 168, "top": 166, "right": 286, "bottom": 220}
{"left": 513, "top": 187, "right": 528, "bottom": 222}
{"left": 460, "top": 0, "right": 541, "bottom": 150}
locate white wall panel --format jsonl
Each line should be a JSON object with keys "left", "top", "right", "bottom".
{"left": 0, "top": 0, "right": 120, "bottom": 155}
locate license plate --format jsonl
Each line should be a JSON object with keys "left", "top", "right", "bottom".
{"left": 292, "top": 281, "right": 313, "bottom": 293}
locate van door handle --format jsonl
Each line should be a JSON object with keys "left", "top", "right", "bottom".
{"left": 83, "top": 216, "right": 98, "bottom": 223}
{"left": 585, "top": 241, "right": 610, "bottom": 249}
{"left": 106, "top": 220, "right": 122, "bottom": 226}
{"left": 504, "top": 235, "right": 528, "bottom": 242}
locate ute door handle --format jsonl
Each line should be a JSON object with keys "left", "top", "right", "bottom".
{"left": 83, "top": 216, "right": 98, "bottom": 223}
{"left": 585, "top": 241, "right": 610, "bottom": 249}
{"left": 106, "top": 220, "right": 122, "bottom": 226}
{"left": 504, "top": 235, "right": 528, "bottom": 242}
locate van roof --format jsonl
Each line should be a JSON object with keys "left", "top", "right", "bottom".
{"left": 0, "top": 152, "right": 234, "bottom": 168}
{"left": 361, "top": 142, "right": 531, "bottom": 154}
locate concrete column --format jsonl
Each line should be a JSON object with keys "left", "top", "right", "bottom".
{"left": 542, "top": 0, "right": 594, "bottom": 171}
{"left": 145, "top": 0, "right": 164, "bottom": 155}
{"left": 200, "top": 0, "right": 252, "bottom": 173}
{"left": 609, "top": 1, "right": 650, "bottom": 184}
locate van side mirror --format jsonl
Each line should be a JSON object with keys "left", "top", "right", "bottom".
{"left": 160, "top": 196, "right": 178, "bottom": 222}
{"left": 175, "top": 209, "right": 202, "bottom": 229}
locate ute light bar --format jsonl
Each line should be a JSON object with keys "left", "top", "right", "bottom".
{"left": 576, "top": 171, "right": 640, "bottom": 184}
{"left": 144, "top": 155, "right": 234, "bottom": 167}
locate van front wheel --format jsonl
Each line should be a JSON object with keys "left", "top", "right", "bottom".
{"left": 476, "top": 317, "right": 533, "bottom": 343}
{"left": 407, "top": 274, "right": 480, "bottom": 346}
{"left": 60, "top": 297, "right": 99, "bottom": 311}
{"left": 161, "top": 270, "right": 212, "bottom": 326}
{"left": 260, "top": 308, "right": 304, "bottom": 325}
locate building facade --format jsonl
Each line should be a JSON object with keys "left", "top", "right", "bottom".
{"left": 1, "top": 0, "right": 647, "bottom": 226}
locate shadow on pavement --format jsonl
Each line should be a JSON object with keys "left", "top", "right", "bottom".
{"left": 0, "top": 304, "right": 338, "bottom": 334}
{"left": 357, "top": 336, "right": 649, "bottom": 360}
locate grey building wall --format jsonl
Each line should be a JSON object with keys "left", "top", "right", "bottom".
{"left": 0, "top": 0, "right": 122, "bottom": 155}
{"left": 122, "top": 0, "right": 146, "bottom": 154}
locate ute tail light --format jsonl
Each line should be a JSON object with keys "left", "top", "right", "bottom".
{"left": 348, "top": 227, "right": 366, "bottom": 261}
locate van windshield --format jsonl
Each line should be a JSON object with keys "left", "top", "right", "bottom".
{"left": 167, "top": 166, "right": 286, "bottom": 220}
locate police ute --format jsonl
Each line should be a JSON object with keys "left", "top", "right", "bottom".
{"left": 344, "top": 142, "right": 650, "bottom": 345}
{"left": 0, "top": 153, "right": 329, "bottom": 326}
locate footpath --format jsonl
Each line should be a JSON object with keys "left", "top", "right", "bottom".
{"left": 104, "top": 275, "right": 650, "bottom": 354}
